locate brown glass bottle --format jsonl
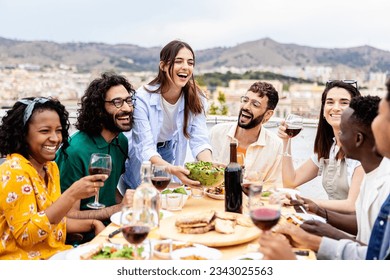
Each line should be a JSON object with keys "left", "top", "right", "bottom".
{"left": 224, "top": 141, "right": 242, "bottom": 213}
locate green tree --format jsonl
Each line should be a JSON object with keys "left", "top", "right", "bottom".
{"left": 208, "top": 91, "right": 229, "bottom": 116}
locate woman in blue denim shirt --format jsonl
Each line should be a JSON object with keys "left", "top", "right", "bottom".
{"left": 124, "top": 40, "right": 213, "bottom": 189}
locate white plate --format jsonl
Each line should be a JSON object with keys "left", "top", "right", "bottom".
{"left": 170, "top": 246, "right": 222, "bottom": 260}
{"left": 110, "top": 210, "right": 173, "bottom": 226}
{"left": 65, "top": 242, "right": 150, "bottom": 260}
{"left": 294, "top": 213, "right": 326, "bottom": 223}
{"left": 233, "top": 252, "right": 264, "bottom": 260}
{"left": 152, "top": 240, "right": 206, "bottom": 259}
{"left": 275, "top": 188, "right": 300, "bottom": 198}
{"left": 205, "top": 192, "right": 224, "bottom": 200}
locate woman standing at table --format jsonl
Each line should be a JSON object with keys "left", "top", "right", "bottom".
{"left": 123, "top": 40, "right": 213, "bottom": 189}
{"left": 278, "top": 80, "right": 364, "bottom": 213}
{"left": 0, "top": 97, "right": 106, "bottom": 260}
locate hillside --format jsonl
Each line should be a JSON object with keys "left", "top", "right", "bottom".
{"left": 1, "top": 37, "right": 390, "bottom": 73}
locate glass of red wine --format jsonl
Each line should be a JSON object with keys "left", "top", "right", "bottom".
{"left": 121, "top": 205, "right": 151, "bottom": 260}
{"left": 87, "top": 153, "right": 112, "bottom": 209}
{"left": 249, "top": 184, "right": 281, "bottom": 233}
{"left": 283, "top": 114, "right": 303, "bottom": 157}
{"left": 151, "top": 164, "right": 172, "bottom": 192}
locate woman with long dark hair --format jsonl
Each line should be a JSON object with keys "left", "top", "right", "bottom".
{"left": 124, "top": 40, "right": 213, "bottom": 188}
{"left": 278, "top": 80, "right": 364, "bottom": 213}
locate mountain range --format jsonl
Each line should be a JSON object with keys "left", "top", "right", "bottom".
{"left": 1, "top": 36, "right": 390, "bottom": 73}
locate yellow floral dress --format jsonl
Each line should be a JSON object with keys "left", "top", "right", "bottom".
{"left": 0, "top": 154, "right": 72, "bottom": 259}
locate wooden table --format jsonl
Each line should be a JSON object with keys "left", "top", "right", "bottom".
{"left": 90, "top": 191, "right": 316, "bottom": 260}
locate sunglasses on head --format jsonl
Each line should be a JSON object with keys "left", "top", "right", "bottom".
{"left": 326, "top": 79, "right": 358, "bottom": 90}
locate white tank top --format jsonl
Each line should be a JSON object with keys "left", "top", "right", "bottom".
{"left": 158, "top": 94, "right": 182, "bottom": 142}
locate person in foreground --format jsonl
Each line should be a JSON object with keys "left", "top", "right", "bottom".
{"left": 278, "top": 80, "right": 364, "bottom": 213}
{"left": 209, "top": 81, "right": 282, "bottom": 187}
{"left": 0, "top": 97, "right": 106, "bottom": 260}
{"left": 260, "top": 80, "right": 390, "bottom": 260}
{"left": 55, "top": 72, "right": 135, "bottom": 233}
{"left": 123, "top": 40, "right": 213, "bottom": 189}
{"left": 291, "top": 96, "right": 389, "bottom": 245}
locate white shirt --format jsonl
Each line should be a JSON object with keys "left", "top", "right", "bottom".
{"left": 209, "top": 122, "right": 283, "bottom": 187}
{"left": 356, "top": 157, "right": 390, "bottom": 244}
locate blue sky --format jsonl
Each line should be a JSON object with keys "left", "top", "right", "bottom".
{"left": 1, "top": 0, "right": 389, "bottom": 51}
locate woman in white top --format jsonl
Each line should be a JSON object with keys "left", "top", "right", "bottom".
{"left": 278, "top": 80, "right": 364, "bottom": 213}
{"left": 123, "top": 40, "right": 213, "bottom": 188}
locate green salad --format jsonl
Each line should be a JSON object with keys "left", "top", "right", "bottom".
{"left": 185, "top": 161, "right": 225, "bottom": 186}
{"left": 161, "top": 187, "right": 187, "bottom": 195}
{"left": 91, "top": 245, "right": 144, "bottom": 260}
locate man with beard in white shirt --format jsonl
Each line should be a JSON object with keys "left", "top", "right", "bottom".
{"left": 209, "top": 81, "right": 282, "bottom": 191}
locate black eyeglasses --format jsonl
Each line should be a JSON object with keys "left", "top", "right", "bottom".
{"left": 326, "top": 79, "right": 358, "bottom": 89}
{"left": 105, "top": 96, "right": 136, "bottom": 108}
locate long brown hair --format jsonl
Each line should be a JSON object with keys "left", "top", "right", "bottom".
{"left": 146, "top": 40, "right": 205, "bottom": 138}
{"left": 314, "top": 80, "right": 361, "bottom": 160}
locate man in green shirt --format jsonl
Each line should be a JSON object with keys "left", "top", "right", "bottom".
{"left": 56, "top": 72, "right": 136, "bottom": 240}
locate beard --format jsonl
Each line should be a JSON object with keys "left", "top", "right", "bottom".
{"left": 237, "top": 108, "right": 265, "bottom": 129}
{"left": 102, "top": 111, "right": 133, "bottom": 133}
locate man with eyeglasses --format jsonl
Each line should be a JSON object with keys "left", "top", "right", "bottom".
{"left": 55, "top": 72, "right": 136, "bottom": 244}
{"left": 209, "top": 81, "right": 283, "bottom": 190}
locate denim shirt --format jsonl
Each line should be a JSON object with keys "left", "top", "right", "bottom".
{"left": 366, "top": 193, "right": 390, "bottom": 260}
{"left": 123, "top": 85, "right": 212, "bottom": 189}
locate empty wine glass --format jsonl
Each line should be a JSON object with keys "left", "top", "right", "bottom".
{"left": 151, "top": 164, "right": 172, "bottom": 192}
{"left": 283, "top": 114, "right": 303, "bottom": 157}
{"left": 249, "top": 184, "right": 281, "bottom": 233}
{"left": 241, "top": 169, "right": 264, "bottom": 196}
{"left": 121, "top": 205, "right": 150, "bottom": 260}
{"left": 87, "top": 153, "right": 111, "bottom": 209}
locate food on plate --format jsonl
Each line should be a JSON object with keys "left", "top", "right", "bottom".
{"left": 80, "top": 244, "right": 142, "bottom": 260}
{"left": 177, "top": 222, "right": 215, "bottom": 234}
{"left": 175, "top": 210, "right": 254, "bottom": 235}
{"left": 175, "top": 210, "right": 216, "bottom": 228}
{"left": 161, "top": 187, "right": 187, "bottom": 195}
{"left": 215, "top": 211, "right": 236, "bottom": 221}
{"left": 185, "top": 161, "right": 224, "bottom": 186}
{"left": 180, "top": 255, "right": 207, "bottom": 260}
{"left": 206, "top": 186, "right": 225, "bottom": 195}
{"left": 261, "top": 191, "right": 272, "bottom": 198}
{"left": 286, "top": 213, "right": 304, "bottom": 226}
{"left": 236, "top": 215, "right": 254, "bottom": 227}
{"left": 154, "top": 242, "right": 195, "bottom": 253}
{"left": 215, "top": 218, "right": 235, "bottom": 234}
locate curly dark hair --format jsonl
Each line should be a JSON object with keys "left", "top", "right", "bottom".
{"left": 349, "top": 95, "right": 380, "bottom": 131}
{"left": 314, "top": 80, "right": 361, "bottom": 159}
{"left": 0, "top": 97, "right": 70, "bottom": 158}
{"left": 75, "top": 72, "right": 135, "bottom": 135}
{"left": 248, "top": 81, "right": 279, "bottom": 110}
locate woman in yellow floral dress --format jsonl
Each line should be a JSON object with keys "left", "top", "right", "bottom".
{"left": 0, "top": 97, "right": 107, "bottom": 259}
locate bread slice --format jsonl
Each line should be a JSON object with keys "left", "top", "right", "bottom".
{"left": 175, "top": 210, "right": 215, "bottom": 227}
{"left": 177, "top": 222, "right": 215, "bottom": 234}
{"left": 236, "top": 215, "right": 254, "bottom": 227}
{"left": 215, "top": 218, "right": 235, "bottom": 234}
{"left": 215, "top": 211, "right": 237, "bottom": 221}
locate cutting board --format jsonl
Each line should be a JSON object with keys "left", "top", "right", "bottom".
{"left": 158, "top": 213, "right": 261, "bottom": 247}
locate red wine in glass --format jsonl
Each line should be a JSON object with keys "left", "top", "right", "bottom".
{"left": 121, "top": 225, "right": 150, "bottom": 245}
{"left": 250, "top": 208, "right": 281, "bottom": 231}
{"left": 151, "top": 176, "right": 171, "bottom": 192}
{"left": 88, "top": 167, "right": 111, "bottom": 176}
{"left": 285, "top": 126, "right": 302, "bottom": 138}
{"left": 241, "top": 181, "right": 251, "bottom": 196}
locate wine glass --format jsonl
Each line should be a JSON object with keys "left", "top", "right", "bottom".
{"left": 241, "top": 169, "right": 264, "bottom": 196}
{"left": 283, "top": 114, "right": 303, "bottom": 157}
{"left": 87, "top": 153, "right": 112, "bottom": 209}
{"left": 151, "top": 164, "right": 172, "bottom": 192}
{"left": 237, "top": 152, "right": 245, "bottom": 168}
{"left": 121, "top": 205, "right": 151, "bottom": 260}
{"left": 249, "top": 184, "right": 281, "bottom": 233}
